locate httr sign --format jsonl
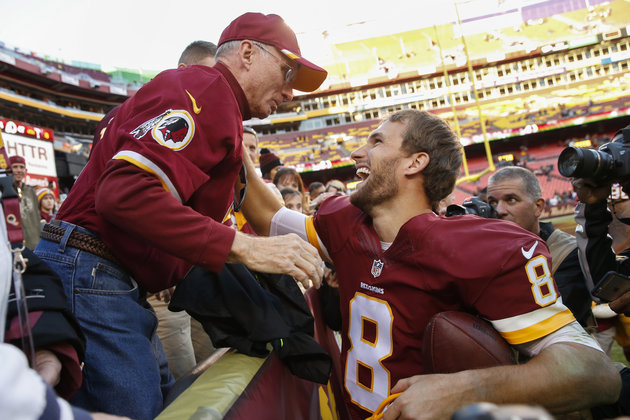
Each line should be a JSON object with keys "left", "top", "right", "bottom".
{"left": 0, "top": 118, "right": 57, "bottom": 192}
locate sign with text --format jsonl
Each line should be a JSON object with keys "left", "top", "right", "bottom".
{"left": 2, "top": 132, "right": 56, "bottom": 177}
{"left": 0, "top": 118, "right": 54, "bottom": 141}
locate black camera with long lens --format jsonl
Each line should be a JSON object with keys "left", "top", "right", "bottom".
{"left": 557, "top": 126, "right": 630, "bottom": 182}
{"left": 445, "top": 196, "right": 498, "bottom": 219}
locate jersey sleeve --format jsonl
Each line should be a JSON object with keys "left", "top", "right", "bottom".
{"left": 476, "top": 235, "right": 575, "bottom": 345}
{"left": 107, "top": 67, "right": 243, "bottom": 204}
{"left": 270, "top": 206, "right": 330, "bottom": 261}
{"left": 95, "top": 159, "right": 236, "bottom": 273}
{"left": 454, "top": 221, "right": 577, "bottom": 345}
{"left": 269, "top": 195, "right": 356, "bottom": 262}
{"left": 312, "top": 195, "right": 358, "bottom": 256}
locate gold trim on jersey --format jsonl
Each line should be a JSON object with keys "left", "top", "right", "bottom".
{"left": 491, "top": 299, "right": 576, "bottom": 345}
{"left": 305, "top": 216, "right": 323, "bottom": 255}
{"left": 234, "top": 210, "right": 249, "bottom": 231}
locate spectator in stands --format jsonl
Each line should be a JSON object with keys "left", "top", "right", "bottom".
{"left": 259, "top": 148, "right": 283, "bottom": 181}
{"left": 240, "top": 109, "right": 620, "bottom": 419}
{"left": 96, "top": 40, "right": 222, "bottom": 382}
{"left": 273, "top": 167, "right": 308, "bottom": 211}
{"left": 243, "top": 126, "right": 260, "bottom": 170}
{"left": 325, "top": 179, "right": 346, "bottom": 195}
{"left": 230, "top": 128, "right": 284, "bottom": 233}
{"left": 34, "top": 12, "right": 326, "bottom": 420}
{"left": 308, "top": 181, "right": 325, "bottom": 201}
{"left": 487, "top": 167, "right": 594, "bottom": 328}
{"left": 306, "top": 181, "right": 328, "bottom": 214}
{"left": 280, "top": 188, "right": 303, "bottom": 213}
{"left": 9, "top": 155, "right": 42, "bottom": 250}
{"left": 273, "top": 166, "right": 304, "bottom": 192}
{"left": 36, "top": 187, "right": 56, "bottom": 224}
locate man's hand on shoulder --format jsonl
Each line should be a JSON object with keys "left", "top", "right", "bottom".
{"left": 228, "top": 232, "right": 323, "bottom": 289}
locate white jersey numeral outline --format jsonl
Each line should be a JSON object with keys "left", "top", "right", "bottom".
{"left": 345, "top": 293, "right": 394, "bottom": 413}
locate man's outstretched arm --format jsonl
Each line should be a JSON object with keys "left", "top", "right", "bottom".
{"left": 96, "top": 159, "right": 322, "bottom": 289}
{"left": 237, "top": 149, "right": 284, "bottom": 236}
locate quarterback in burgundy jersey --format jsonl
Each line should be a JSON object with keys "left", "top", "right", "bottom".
{"left": 310, "top": 195, "right": 575, "bottom": 417}
{"left": 241, "top": 109, "right": 620, "bottom": 419}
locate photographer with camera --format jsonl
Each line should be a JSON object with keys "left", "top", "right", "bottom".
{"left": 558, "top": 126, "right": 630, "bottom": 328}
{"left": 571, "top": 179, "right": 630, "bottom": 350}
{"left": 488, "top": 166, "right": 630, "bottom": 418}
{"left": 558, "top": 126, "right": 630, "bottom": 416}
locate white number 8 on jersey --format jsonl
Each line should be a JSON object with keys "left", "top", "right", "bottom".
{"left": 345, "top": 293, "right": 394, "bottom": 413}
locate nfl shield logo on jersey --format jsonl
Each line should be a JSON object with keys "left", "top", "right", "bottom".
{"left": 371, "top": 259, "right": 384, "bottom": 278}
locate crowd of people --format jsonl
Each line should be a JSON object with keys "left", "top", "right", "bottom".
{"left": 2, "top": 10, "right": 630, "bottom": 420}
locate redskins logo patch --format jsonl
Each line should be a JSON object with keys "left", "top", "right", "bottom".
{"left": 150, "top": 110, "right": 195, "bottom": 151}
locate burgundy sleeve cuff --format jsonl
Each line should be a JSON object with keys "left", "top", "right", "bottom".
{"left": 197, "top": 221, "right": 237, "bottom": 272}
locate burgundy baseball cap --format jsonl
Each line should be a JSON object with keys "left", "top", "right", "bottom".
{"left": 8, "top": 155, "right": 25, "bottom": 165}
{"left": 218, "top": 12, "right": 327, "bottom": 92}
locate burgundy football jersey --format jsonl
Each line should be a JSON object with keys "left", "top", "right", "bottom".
{"left": 312, "top": 196, "right": 574, "bottom": 419}
{"left": 56, "top": 63, "right": 247, "bottom": 291}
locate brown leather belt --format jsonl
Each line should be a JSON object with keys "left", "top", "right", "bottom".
{"left": 41, "top": 221, "right": 120, "bottom": 264}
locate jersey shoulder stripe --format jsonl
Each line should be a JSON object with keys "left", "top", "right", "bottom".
{"left": 113, "top": 150, "right": 182, "bottom": 202}
{"left": 491, "top": 298, "right": 576, "bottom": 344}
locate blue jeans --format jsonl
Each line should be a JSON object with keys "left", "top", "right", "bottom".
{"left": 35, "top": 221, "right": 174, "bottom": 420}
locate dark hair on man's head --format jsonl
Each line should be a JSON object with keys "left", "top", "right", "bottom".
{"left": 388, "top": 109, "right": 462, "bottom": 209}
{"left": 308, "top": 182, "right": 324, "bottom": 194}
{"left": 280, "top": 188, "right": 302, "bottom": 201}
{"left": 178, "top": 41, "right": 217, "bottom": 66}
